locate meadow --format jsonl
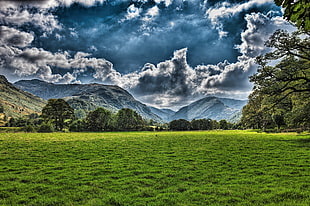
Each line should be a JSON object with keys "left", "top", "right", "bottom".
{"left": 0, "top": 130, "right": 309, "bottom": 205}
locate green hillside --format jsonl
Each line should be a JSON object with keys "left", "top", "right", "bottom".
{"left": 0, "top": 131, "right": 309, "bottom": 205}
{"left": 0, "top": 75, "right": 46, "bottom": 121}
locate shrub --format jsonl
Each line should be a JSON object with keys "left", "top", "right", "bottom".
{"left": 22, "top": 125, "right": 36, "bottom": 133}
{"left": 38, "top": 122, "right": 54, "bottom": 133}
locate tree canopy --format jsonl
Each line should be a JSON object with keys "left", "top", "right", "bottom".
{"left": 86, "top": 107, "right": 113, "bottom": 131}
{"left": 115, "top": 108, "right": 145, "bottom": 131}
{"left": 42, "top": 99, "right": 75, "bottom": 131}
{"left": 242, "top": 28, "right": 310, "bottom": 130}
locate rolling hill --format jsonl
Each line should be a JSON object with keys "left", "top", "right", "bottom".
{"left": 0, "top": 75, "right": 46, "bottom": 120}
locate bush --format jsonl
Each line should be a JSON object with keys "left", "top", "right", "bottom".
{"left": 22, "top": 125, "right": 36, "bottom": 133}
{"left": 69, "top": 119, "right": 87, "bottom": 132}
{"left": 38, "top": 122, "right": 54, "bottom": 133}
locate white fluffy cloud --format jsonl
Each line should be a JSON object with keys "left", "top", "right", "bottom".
{"left": 0, "top": 0, "right": 106, "bottom": 9}
{"left": 0, "top": 6, "right": 62, "bottom": 34}
{"left": 0, "top": 26, "right": 34, "bottom": 47}
{"left": 237, "top": 13, "right": 294, "bottom": 57}
{"left": 205, "top": 0, "right": 274, "bottom": 37}
{"left": 125, "top": 4, "right": 142, "bottom": 20}
{"left": 0, "top": 26, "right": 120, "bottom": 84}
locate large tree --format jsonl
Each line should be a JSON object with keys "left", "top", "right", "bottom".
{"left": 42, "top": 99, "right": 75, "bottom": 131}
{"left": 252, "top": 30, "right": 309, "bottom": 105}
{"left": 242, "top": 28, "right": 310, "bottom": 130}
{"left": 86, "top": 107, "right": 113, "bottom": 132}
{"left": 115, "top": 108, "right": 145, "bottom": 131}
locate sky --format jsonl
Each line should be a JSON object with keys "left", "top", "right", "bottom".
{"left": 0, "top": 0, "right": 295, "bottom": 109}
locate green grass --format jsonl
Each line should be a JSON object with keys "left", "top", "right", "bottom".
{"left": 0, "top": 130, "right": 309, "bottom": 205}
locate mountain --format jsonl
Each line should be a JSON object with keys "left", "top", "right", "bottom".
{"left": 149, "top": 107, "right": 175, "bottom": 122}
{"left": 171, "top": 96, "right": 247, "bottom": 122}
{"left": 0, "top": 75, "right": 46, "bottom": 120}
{"left": 14, "top": 79, "right": 162, "bottom": 122}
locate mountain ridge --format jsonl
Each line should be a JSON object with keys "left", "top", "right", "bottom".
{"left": 150, "top": 96, "right": 247, "bottom": 122}
{"left": 14, "top": 79, "right": 162, "bottom": 122}
{"left": 13, "top": 78, "right": 247, "bottom": 123}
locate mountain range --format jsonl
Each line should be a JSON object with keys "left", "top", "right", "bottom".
{"left": 0, "top": 76, "right": 248, "bottom": 123}
{"left": 14, "top": 79, "right": 162, "bottom": 122}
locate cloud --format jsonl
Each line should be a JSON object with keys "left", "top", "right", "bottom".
{"left": 122, "top": 48, "right": 195, "bottom": 96}
{"left": 205, "top": 0, "right": 274, "bottom": 36}
{"left": 143, "top": 5, "right": 160, "bottom": 22}
{"left": 154, "top": 0, "right": 172, "bottom": 7}
{"left": 0, "top": 7, "right": 62, "bottom": 34}
{"left": 125, "top": 4, "right": 141, "bottom": 20}
{"left": 0, "top": 0, "right": 106, "bottom": 9}
{"left": 237, "top": 13, "right": 294, "bottom": 58}
{"left": 0, "top": 26, "right": 120, "bottom": 84}
{"left": 0, "top": 26, "right": 34, "bottom": 47}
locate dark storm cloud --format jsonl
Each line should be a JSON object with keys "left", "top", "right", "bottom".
{"left": 130, "top": 48, "right": 195, "bottom": 96}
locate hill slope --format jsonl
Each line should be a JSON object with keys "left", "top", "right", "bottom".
{"left": 0, "top": 75, "right": 46, "bottom": 119}
{"left": 171, "top": 96, "right": 247, "bottom": 122}
{"left": 149, "top": 107, "right": 175, "bottom": 122}
{"left": 15, "top": 79, "right": 162, "bottom": 121}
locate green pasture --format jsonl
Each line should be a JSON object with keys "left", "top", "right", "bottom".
{"left": 0, "top": 130, "right": 309, "bottom": 205}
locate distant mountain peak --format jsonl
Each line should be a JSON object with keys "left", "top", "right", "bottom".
{"left": 169, "top": 96, "right": 247, "bottom": 122}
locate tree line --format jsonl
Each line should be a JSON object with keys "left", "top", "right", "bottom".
{"left": 5, "top": 98, "right": 236, "bottom": 132}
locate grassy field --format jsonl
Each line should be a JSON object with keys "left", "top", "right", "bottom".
{"left": 0, "top": 130, "right": 309, "bottom": 205}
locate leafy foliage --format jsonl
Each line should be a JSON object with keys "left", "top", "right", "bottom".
{"left": 42, "top": 99, "right": 75, "bottom": 131}
{"left": 242, "top": 29, "right": 310, "bottom": 130}
{"left": 274, "top": 0, "right": 310, "bottom": 31}
{"left": 86, "top": 107, "right": 113, "bottom": 131}
{"left": 169, "top": 119, "right": 191, "bottom": 131}
{"left": 115, "top": 108, "right": 145, "bottom": 131}
{"left": 191, "top": 119, "right": 213, "bottom": 130}
{"left": 37, "top": 122, "right": 55, "bottom": 133}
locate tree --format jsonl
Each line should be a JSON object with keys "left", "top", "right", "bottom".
{"left": 191, "top": 119, "right": 212, "bottom": 130}
{"left": 242, "top": 28, "right": 310, "bottom": 130}
{"left": 169, "top": 119, "right": 191, "bottom": 131}
{"left": 38, "top": 122, "right": 55, "bottom": 133}
{"left": 115, "top": 108, "right": 145, "bottom": 131}
{"left": 69, "top": 119, "right": 87, "bottom": 132}
{"left": 41, "top": 99, "right": 75, "bottom": 131}
{"left": 272, "top": 114, "right": 285, "bottom": 130}
{"left": 241, "top": 91, "right": 272, "bottom": 130}
{"left": 274, "top": 0, "right": 310, "bottom": 31}
{"left": 86, "top": 107, "right": 113, "bottom": 132}
{"left": 219, "top": 120, "right": 229, "bottom": 130}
